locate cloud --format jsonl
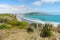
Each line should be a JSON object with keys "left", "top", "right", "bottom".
{"left": 32, "top": 1, "right": 43, "bottom": 6}
{"left": 42, "top": 0, "right": 60, "bottom": 3}
{"left": 32, "top": 0, "right": 60, "bottom": 6}
{"left": 0, "top": 4, "right": 19, "bottom": 13}
{"left": 0, "top": 4, "right": 32, "bottom": 14}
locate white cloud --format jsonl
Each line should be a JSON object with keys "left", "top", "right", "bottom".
{"left": 32, "top": 0, "right": 60, "bottom": 6}
{"left": 32, "top": 1, "right": 43, "bottom": 6}
{"left": 42, "top": 0, "right": 60, "bottom": 3}
{"left": 0, "top": 4, "right": 19, "bottom": 13}
{"left": 0, "top": 4, "right": 32, "bottom": 14}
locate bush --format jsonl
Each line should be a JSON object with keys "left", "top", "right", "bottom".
{"left": 7, "top": 20, "right": 28, "bottom": 26}
{"left": 19, "top": 22, "right": 28, "bottom": 26}
{"left": 7, "top": 20, "right": 29, "bottom": 29}
{"left": 40, "top": 29, "right": 51, "bottom": 37}
{"left": 16, "top": 22, "right": 28, "bottom": 29}
{"left": 30, "top": 23, "right": 37, "bottom": 29}
{"left": 26, "top": 28, "right": 33, "bottom": 33}
{"left": 56, "top": 24, "right": 60, "bottom": 33}
{"left": 38, "top": 23, "right": 43, "bottom": 27}
{"left": 7, "top": 20, "right": 20, "bottom": 26}
{"left": 0, "top": 24, "right": 11, "bottom": 29}
{"left": 0, "top": 18, "right": 8, "bottom": 23}
{"left": 40, "top": 23, "right": 52, "bottom": 37}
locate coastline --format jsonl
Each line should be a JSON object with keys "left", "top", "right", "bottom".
{"left": 16, "top": 15, "right": 60, "bottom": 27}
{"left": 0, "top": 14, "right": 60, "bottom": 40}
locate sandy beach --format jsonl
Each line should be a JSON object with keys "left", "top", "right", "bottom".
{"left": 16, "top": 15, "right": 60, "bottom": 27}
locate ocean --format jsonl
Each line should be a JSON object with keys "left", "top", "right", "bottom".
{"left": 24, "top": 15, "right": 60, "bottom": 23}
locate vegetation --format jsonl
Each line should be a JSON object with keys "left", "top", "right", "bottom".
{"left": 0, "top": 24, "right": 11, "bottom": 29}
{"left": 26, "top": 28, "right": 33, "bottom": 33}
{"left": 0, "top": 14, "right": 29, "bottom": 29}
{"left": 0, "top": 14, "right": 14, "bottom": 17}
{"left": 30, "top": 23, "right": 37, "bottom": 29}
{"left": 56, "top": 24, "right": 60, "bottom": 33}
{"left": 0, "top": 18, "right": 8, "bottom": 23}
{"left": 0, "top": 14, "right": 60, "bottom": 39}
{"left": 17, "top": 22, "right": 28, "bottom": 29}
{"left": 40, "top": 24, "right": 52, "bottom": 37}
{"left": 7, "top": 20, "right": 20, "bottom": 26}
{"left": 7, "top": 20, "right": 28, "bottom": 29}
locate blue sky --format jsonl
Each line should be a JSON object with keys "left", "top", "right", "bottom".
{"left": 0, "top": 0, "right": 60, "bottom": 14}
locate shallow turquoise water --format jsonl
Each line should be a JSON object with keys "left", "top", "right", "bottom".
{"left": 24, "top": 15, "right": 60, "bottom": 23}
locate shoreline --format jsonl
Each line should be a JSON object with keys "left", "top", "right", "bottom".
{"left": 16, "top": 15, "right": 60, "bottom": 27}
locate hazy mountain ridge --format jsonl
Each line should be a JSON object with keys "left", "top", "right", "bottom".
{"left": 24, "top": 12, "right": 49, "bottom": 15}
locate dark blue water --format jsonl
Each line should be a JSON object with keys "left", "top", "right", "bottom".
{"left": 24, "top": 15, "right": 60, "bottom": 22}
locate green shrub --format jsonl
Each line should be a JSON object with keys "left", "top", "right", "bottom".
{"left": 40, "top": 29, "right": 51, "bottom": 37}
{"left": 0, "top": 18, "right": 8, "bottom": 23}
{"left": 26, "top": 28, "right": 33, "bottom": 33}
{"left": 40, "top": 23, "right": 52, "bottom": 37}
{"left": 7, "top": 20, "right": 20, "bottom": 26}
{"left": 7, "top": 20, "right": 28, "bottom": 29}
{"left": 19, "top": 22, "right": 28, "bottom": 26}
{"left": 0, "top": 24, "right": 11, "bottom": 29}
{"left": 7, "top": 20, "right": 28, "bottom": 27}
{"left": 17, "top": 22, "right": 28, "bottom": 29}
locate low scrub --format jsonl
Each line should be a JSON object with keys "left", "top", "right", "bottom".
{"left": 40, "top": 24, "right": 52, "bottom": 37}
{"left": 56, "top": 24, "right": 60, "bottom": 33}
{"left": 26, "top": 28, "right": 33, "bottom": 33}
{"left": 0, "top": 24, "right": 11, "bottom": 29}
{"left": 7, "top": 20, "right": 28, "bottom": 29}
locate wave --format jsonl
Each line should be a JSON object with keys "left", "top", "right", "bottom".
{"left": 16, "top": 15, "right": 60, "bottom": 27}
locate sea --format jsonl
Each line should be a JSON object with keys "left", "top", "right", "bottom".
{"left": 24, "top": 15, "right": 60, "bottom": 23}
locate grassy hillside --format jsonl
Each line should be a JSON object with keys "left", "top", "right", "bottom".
{"left": 0, "top": 14, "right": 28, "bottom": 29}
{"left": 0, "top": 14, "right": 14, "bottom": 17}
{"left": 0, "top": 14, "right": 60, "bottom": 40}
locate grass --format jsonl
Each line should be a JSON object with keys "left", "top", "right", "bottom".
{"left": 0, "top": 24, "right": 12, "bottom": 29}
{"left": 0, "top": 14, "right": 12, "bottom": 17}
{"left": 0, "top": 14, "right": 28, "bottom": 29}
{"left": 40, "top": 24, "right": 52, "bottom": 37}
{"left": 0, "top": 14, "right": 60, "bottom": 40}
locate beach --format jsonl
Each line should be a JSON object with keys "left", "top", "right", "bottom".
{"left": 16, "top": 14, "right": 60, "bottom": 27}
{"left": 0, "top": 14, "right": 60, "bottom": 40}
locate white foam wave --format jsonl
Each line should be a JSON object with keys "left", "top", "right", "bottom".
{"left": 16, "top": 15, "right": 60, "bottom": 27}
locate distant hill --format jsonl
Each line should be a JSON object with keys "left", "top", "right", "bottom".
{"left": 24, "top": 12, "right": 49, "bottom": 15}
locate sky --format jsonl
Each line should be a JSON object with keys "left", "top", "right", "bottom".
{"left": 0, "top": 0, "right": 60, "bottom": 14}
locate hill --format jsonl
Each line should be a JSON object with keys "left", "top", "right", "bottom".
{"left": 0, "top": 14, "right": 60, "bottom": 40}
{"left": 24, "top": 12, "right": 49, "bottom": 15}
